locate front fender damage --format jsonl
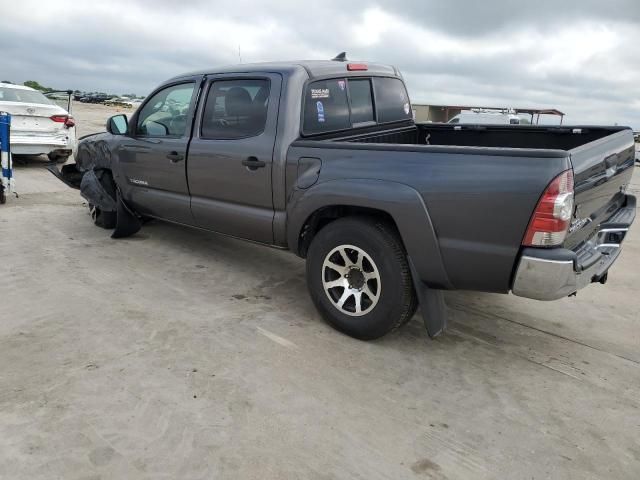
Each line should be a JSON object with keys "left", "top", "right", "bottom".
{"left": 80, "top": 169, "right": 117, "bottom": 212}
{"left": 79, "top": 167, "right": 141, "bottom": 238}
{"left": 48, "top": 133, "right": 142, "bottom": 238}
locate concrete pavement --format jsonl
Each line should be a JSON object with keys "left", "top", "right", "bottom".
{"left": 0, "top": 157, "right": 638, "bottom": 479}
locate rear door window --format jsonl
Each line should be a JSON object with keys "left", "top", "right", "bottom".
{"left": 201, "top": 79, "right": 270, "bottom": 139}
{"left": 373, "top": 77, "right": 412, "bottom": 124}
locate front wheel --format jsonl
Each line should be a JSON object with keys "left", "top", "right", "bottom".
{"left": 89, "top": 203, "right": 116, "bottom": 229}
{"left": 306, "top": 217, "right": 417, "bottom": 340}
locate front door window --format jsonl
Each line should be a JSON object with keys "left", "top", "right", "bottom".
{"left": 136, "top": 83, "right": 195, "bottom": 137}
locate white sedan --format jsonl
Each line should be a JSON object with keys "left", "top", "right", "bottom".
{"left": 0, "top": 83, "right": 76, "bottom": 163}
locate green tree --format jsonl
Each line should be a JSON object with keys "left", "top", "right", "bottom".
{"left": 23, "top": 80, "right": 53, "bottom": 92}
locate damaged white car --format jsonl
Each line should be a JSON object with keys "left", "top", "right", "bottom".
{"left": 0, "top": 84, "right": 76, "bottom": 163}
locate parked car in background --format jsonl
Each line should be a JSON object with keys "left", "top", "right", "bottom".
{"left": 0, "top": 84, "right": 76, "bottom": 163}
{"left": 79, "top": 94, "right": 112, "bottom": 104}
{"left": 449, "top": 111, "right": 531, "bottom": 125}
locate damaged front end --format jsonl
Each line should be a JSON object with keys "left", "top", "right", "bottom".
{"left": 47, "top": 133, "right": 141, "bottom": 237}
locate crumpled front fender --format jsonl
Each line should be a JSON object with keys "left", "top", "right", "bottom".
{"left": 80, "top": 169, "right": 117, "bottom": 212}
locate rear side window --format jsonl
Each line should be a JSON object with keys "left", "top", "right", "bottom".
{"left": 373, "top": 77, "right": 411, "bottom": 123}
{"left": 201, "top": 79, "right": 270, "bottom": 139}
{"left": 303, "top": 79, "right": 350, "bottom": 134}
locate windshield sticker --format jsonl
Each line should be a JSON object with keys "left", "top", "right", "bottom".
{"left": 338, "top": 80, "right": 346, "bottom": 91}
{"left": 404, "top": 103, "right": 410, "bottom": 115}
{"left": 316, "top": 101, "right": 325, "bottom": 123}
{"left": 311, "top": 88, "right": 330, "bottom": 99}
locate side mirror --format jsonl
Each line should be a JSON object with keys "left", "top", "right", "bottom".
{"left": 106, "top": 114, "right": 128, "bottom": 135}
{"left": 143, "top": 120, "right": 169, "bottom": 137}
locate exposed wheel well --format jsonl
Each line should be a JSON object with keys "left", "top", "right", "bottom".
{"left": 297, "top": 205, "right": 400, "bottom": 258}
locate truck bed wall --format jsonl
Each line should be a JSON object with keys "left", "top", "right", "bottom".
{"left": 416, "top": 124, "right": 626, "bottom": 150}
{"left": 325, "top": 123, "right": 627, "bottom": 151}
{"left": 287, "top": 140, "right": 571, "bottom": 293}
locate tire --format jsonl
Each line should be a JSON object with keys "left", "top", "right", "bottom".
{"left": 88, "top": 169, "right": 117, "bottom": 229}
{"left": 47, "top": 153, "right": 70, "bottom": 164}
{"left": 306, "top": 217, "right": 417, "bottom": 340}
{"left": 90, "top": 203, "right": 117, "bottom": 229}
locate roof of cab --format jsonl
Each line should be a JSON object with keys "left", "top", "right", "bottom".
{"left": 168, "top": 60, "right": 400, "bottom": 82}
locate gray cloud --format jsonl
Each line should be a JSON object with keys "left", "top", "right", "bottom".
{"left": 3, "top": 0, "right": 639, "bottom": 127}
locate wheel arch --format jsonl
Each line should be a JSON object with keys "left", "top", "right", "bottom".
{"left": 287, "top": 179, "right": 452, "bottom": 289}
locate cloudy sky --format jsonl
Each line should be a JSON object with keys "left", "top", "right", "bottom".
{"left": 3, "top": 0, "right": 640, "bottom": 127}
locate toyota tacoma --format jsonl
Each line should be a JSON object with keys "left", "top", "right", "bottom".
{"left": 50, "top": 57, "right": 636, "bottom": 340}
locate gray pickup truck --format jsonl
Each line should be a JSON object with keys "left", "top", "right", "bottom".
{"left": 51, "top": 58, "right": 636, "bottom": 340}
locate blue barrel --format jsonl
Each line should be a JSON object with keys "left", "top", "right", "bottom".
{"left": 0, "top": 112, "right": 12, "bottom": 202}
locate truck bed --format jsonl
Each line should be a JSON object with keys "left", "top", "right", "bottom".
{"left": 332, "top": 124, "right": 636, "bottom": 247}
{"left": 290, "top": 123, "right": 635, "bottom": 293}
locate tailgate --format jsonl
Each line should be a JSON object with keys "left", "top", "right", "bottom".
{"left": 564, "top": 128, "right": 636, "bottom": 249}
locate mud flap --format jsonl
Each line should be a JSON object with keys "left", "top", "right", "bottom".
{"left": 409, "top": 258, "right": 447, "bottom": 338}
{"left": 111, "top": 188, "right": 142, "bottom": 239}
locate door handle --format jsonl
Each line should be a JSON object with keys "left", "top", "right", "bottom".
{"left": 242, "top": 156, "right": 266, "bottom": 171}
{"left": 167, "top": 151, "right": 184, "bottom": 163}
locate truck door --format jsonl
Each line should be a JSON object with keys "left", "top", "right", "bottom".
{"left": 187, "top": 73, "right": 281, "bottom": 244}
{"left": 117, "top": 79, "right": 200, "bottom": 223}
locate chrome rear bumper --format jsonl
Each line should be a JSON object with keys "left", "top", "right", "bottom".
{"left": 512, "top": 195, "right": 635, "bottom": 301}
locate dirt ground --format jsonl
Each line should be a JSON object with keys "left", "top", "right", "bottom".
{"left": 1, "top": 103, "right": 639, "bottom": 479}
{"left": 73, "top": 102, "right": 133, "bottom": 138}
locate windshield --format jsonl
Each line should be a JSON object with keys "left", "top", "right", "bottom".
{"left": 0, "top": 86, "right": 54, "bottom": 105}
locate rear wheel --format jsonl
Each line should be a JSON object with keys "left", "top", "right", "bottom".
{"left": 306, "top": 217, "right": 417, "bottom": 340}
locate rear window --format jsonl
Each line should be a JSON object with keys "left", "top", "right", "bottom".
{"left": 373, "top": 77, "right": 411, "bottom": 123}
{"left": 303, "top": 79, "right": 350, "bottom": 134}
{"left": 303, "top": 76, "right": 410, "bottom": 135}
{"left": 348, "top": 79, "right": 374, "bottom": 124}
{"left": 0, "top": 87, "right": 53, "bottom": 105}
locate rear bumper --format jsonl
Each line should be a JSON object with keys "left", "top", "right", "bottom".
{"left": 512, "top": 194, "right": 636, "bottom": 301}
{"left": 11, "top": 131, "right": 76, "bottom": 156}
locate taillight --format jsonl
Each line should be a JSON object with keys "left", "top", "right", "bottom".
{"left": 522, "top": 169, "right": 574, "bottom": 247}
{"left": 50, "top": 115, "right": 75, "bottom": 128}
